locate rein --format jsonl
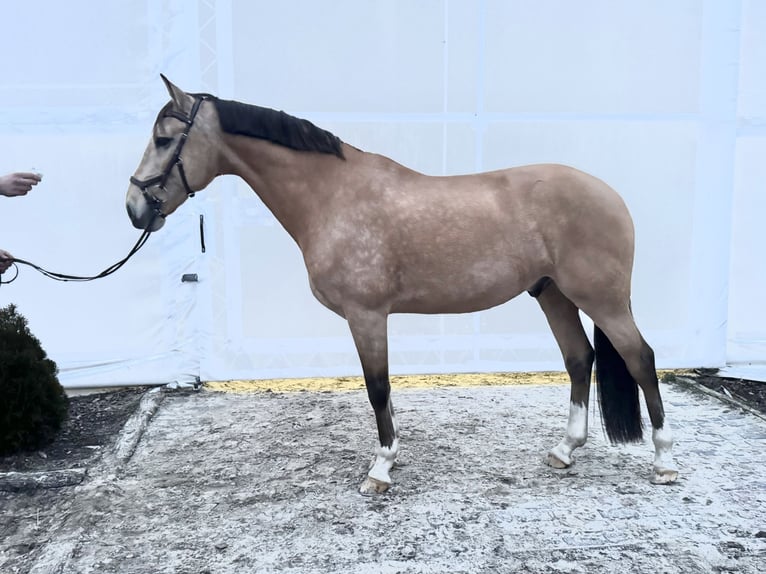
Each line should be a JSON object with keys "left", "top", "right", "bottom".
{"left": 1, "top": 96, "right": 208, "bottom": 286}
{"left": 0, "top": 230, "right": 152, "bottom": 285}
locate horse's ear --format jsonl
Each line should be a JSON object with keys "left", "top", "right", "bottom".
{"left": 160, "top": 74, "right": 193, "bottom": 111}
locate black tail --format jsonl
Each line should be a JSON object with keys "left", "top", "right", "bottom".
{"left": 594, "top": 326, "right": 643, "bottom": 443}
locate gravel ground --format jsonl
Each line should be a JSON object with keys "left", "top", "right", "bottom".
{"left": 2, "top": 378, "right": 766, "bottom": 573}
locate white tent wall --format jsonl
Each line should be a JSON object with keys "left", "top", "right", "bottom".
{"left": 0, "top": 0, "right": 206, "bottom": 387}
{"left": 726, "top": 0, "right": 766, "bottom": 377}
{"left": 0, "top": 1, "right": 761, "bottom": 387}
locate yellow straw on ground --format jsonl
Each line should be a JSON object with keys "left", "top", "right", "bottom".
{"left": 204, "top": 369, "right": 688, "bottom": 394}
{"left": 205, "top": 372, "right": 571, "bottom": 394}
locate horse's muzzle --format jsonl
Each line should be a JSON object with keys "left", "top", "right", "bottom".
{"left": 126, "top": 197, "right": 166, "bottom": 232}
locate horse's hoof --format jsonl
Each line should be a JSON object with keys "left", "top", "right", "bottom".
{"left": 359, "top": 476, "right": 390, "bottom": 496}
{"left": 651, "top": 467, "right": 679, "bottom": 485}
{"left": 545, "top": 448, "right": 572, "bottom": 469}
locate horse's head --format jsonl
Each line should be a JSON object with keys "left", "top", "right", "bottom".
{"left": 126, "top": 75, "right": 221, "bottom": 231}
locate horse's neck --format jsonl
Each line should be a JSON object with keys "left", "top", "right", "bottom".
{"left": 223, "top": 136, "right": 347, "bottom": 244}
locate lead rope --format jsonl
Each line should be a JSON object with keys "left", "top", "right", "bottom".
{"left": 0, "top": 229, "right": 152, "bottom": 285}
{"left": 0, "top": 100, "right": 204, "bottom": 286}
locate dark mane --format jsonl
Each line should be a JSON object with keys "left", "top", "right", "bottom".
{"left": 202, "top": 95, "right": 344, "bottom": 159}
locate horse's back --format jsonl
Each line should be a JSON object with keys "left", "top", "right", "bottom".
{"left": 492, "top": 163, "right": 630, "bottom": 216}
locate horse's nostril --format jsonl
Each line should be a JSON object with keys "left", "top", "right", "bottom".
{"left": 126, "top": 202, "right": 145, "bottom": 229}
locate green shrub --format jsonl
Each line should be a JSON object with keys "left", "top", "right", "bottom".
{"left": 0, "top": 304, "right": 68, "bottom": 456}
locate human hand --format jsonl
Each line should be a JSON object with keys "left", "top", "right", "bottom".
{"left": 0, "top": 250, "right": 13, "bottom": 274}
{"left": 0, "top": 172, "right": 42, "bottom": 197}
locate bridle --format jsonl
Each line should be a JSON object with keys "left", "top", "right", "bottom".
{"left": 129, "top": 95, "right": 207, "bottom": 219}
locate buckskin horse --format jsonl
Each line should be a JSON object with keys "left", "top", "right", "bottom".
{"left": 127, "top": 76, "right": 678, "bottom": 494}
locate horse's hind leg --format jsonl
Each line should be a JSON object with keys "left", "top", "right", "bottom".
{"left": 592, "top": 308, "right": 679, "bottom": 484}
{"left": 345, "top": 307, "right": 399, "bottom": 495}
{"left": 533, "top": 280, "right": 595, "bottom": 468}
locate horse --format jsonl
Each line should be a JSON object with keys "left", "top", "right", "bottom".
{"left": 127, "top": 75, "right": 679, "bottom": 494}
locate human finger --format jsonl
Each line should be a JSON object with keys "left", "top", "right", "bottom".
{"left": 10, "top": 184, "right": 31, "bottom": 195}
{"left": 15, "top": 172, "right": 42, "bottom": 184}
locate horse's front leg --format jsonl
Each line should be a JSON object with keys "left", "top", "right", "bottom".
{"left": 346, "top": 308, "right": 399, "bottom": 495}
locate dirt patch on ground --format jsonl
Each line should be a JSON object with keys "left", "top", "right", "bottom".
{"left": 684, "top": 370, "right": 766, "bottom": 415}
{"left": 0, "top": 388, "right": 148, "bottom": 474}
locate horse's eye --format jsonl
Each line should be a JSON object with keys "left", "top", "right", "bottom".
{"left": 155, "top": 136, "right": 173, "bottom": 148}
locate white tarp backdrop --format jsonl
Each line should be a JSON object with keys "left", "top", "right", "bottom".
{"left": 0, "top": 1, "right": 763, "bottom": 388}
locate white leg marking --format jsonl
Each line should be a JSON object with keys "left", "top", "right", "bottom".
{"left": 651, "top": 424, "right": 679, "bottom": 484}
{"left": 367, "top": 438, "right": 399, "bottom": 484}
{"left": 359, "top": 412, "right": 399, "bottom": 495}
{"left": 547, "top": 402, "right": 588, "bottom": 468}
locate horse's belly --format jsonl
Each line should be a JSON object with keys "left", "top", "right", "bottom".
{"left": 391, "top": 269, "right": 531, "bottom": 314}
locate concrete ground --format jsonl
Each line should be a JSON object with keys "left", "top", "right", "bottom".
{"left": 5, "top": 379, "right": 766, "bottom": 573}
